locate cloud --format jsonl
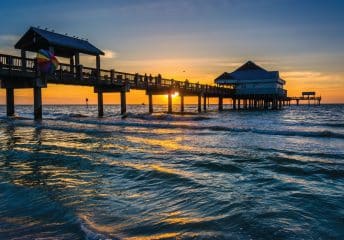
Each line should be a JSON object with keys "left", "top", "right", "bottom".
{"left": 0, "top": 34, "right": 19, "bottom": 48}
{"left": 102, "top": 49, "right": 117, "bottom": 59}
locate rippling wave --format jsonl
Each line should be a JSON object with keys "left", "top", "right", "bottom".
{"left": 0, "top": 104, "right": 343, "bottom": 239}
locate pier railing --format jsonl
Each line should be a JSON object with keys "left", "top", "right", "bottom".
{"left": 0, "top": 53, "right": 233, "bottom": 96}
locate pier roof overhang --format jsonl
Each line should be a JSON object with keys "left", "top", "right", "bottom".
{"left": 215, "top": 61, "right": 285, "bottom": 85}
{"left": 14, "top": 27, "right": 105, "bottom": 58}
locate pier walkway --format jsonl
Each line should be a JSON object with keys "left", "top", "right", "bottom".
{"left": 289, "top": 92, "right": 321, "bottom": 105}
{"left": 0, "top": 53, "right": 233, "bottom": 119}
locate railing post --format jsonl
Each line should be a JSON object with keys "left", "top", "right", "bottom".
{"left": 34, "top": 58, "right": 39, "bottom": 77}
{"left": 21, "top": 50, "right": 26, "bottom": 71}
{"left": 77, "top": 64, "right": 83, "bottom": 81}
{"left": 110, "top": 69, "right": 115, "bottom": 84}
{"left": 7, "top": 56, "right": 12, "bottom": 74}
{"left": 96, "top": 55, "right": 101, "bottom": 83}
{"left": 70, "top": 56, "right": 74, "bottom": 74}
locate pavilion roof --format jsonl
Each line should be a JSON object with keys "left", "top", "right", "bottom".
{"left": 15, "top": 27, "right": 104, "bottom": 57}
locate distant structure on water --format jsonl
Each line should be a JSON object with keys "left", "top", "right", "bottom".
{"left": 214, "top": 61, "right": 288, "bottom": 110}
{"left": 290, "top": 91, "right": 321, "bottom": 105}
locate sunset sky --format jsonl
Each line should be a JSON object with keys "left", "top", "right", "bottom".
{"left": 0, "top": 0, "right": 343, "bottom": 104}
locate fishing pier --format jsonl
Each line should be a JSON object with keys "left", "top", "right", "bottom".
{"left": 289, "top": 92, "right": 321, "bottom": 105}
{"left": 0, "top": 27, "right": 313, "bottom": 120}
{"left": 0, "top": 52, "right": 234, "bottom": 119}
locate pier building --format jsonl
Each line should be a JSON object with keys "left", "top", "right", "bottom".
{"left": 215, "top": 61, "right": 288, "bottom": 109}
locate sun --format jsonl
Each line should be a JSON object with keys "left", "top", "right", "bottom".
{"left": 164, "top": 92, "right": 179, "bottom": 99}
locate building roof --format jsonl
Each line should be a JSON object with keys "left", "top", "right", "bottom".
{"left": 15, "top": 27, "right": 104, "bottom": 57}
{"left": 215, "top": 61, "right": 280, "bottom": 84}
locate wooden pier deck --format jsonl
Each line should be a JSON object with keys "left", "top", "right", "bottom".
{"left": 0, "top": 53, "right": 234, "bottom": 119}
{"left": 289, "top": 96, "right": 321, "bottom": 105}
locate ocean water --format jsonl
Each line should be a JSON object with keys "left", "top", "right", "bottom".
{"left": 0, "top": 104, "right": 343, "bottom": 240}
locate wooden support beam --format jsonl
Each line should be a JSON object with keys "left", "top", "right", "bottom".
{"left": 232, "top": 98, "right": 236, "bottom": 110}
{"left": 203, "top": 95, "right": 207, "bottom": 112}
{"left": 180, "top": 95, "right": 184, "bottom": 113}
{"left": 168, "top": 92, "right": 172, "bottom": 113}
{"left": 120, "top": 90, "right": 126, "bottom": 115}
{"left": 6, "top": 88, "right": 14, "bottom": 116}
{"left": 238, "top": 99, "right": 241, "bottom": 110}
{"left": 96, "top": 55, "right": 101, "bottom": 82}
{"left": 243, "top": 99, "right": 247, "bottom": 109}
{"left": 149, "top": 94, "right": 153, "bottom": 113}
{"left": 21, "top": 50, "right": 26, "bottom": 71}
{"left": 77, "top": 64, "right": 83, "bottom": 81}
{"left": 98, "top": 91, "right": 103, "bottom": 117}
{"left": 70, "top": 56, "right": 74, "bottom": 74}
{"left": 34, "top": 87, "right": 42, "bottom": 120}
{"left": 198, "top": 94, "right": 202, "bottom": 113}
{"left": 75, "top": 53, "right": 80, "bottom": 66}
{"left": 218, "top": 96, "right": 223, "bottom": 111}
{"left": 110, "top": 70, "right": 115, "bottom": 84}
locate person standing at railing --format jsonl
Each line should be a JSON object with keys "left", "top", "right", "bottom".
{"left": 149, "top": 74, "right": 153, "bottom": 83}
{"left": 144, "top": 73, "right": 148, "bottom": 86}
{"left": 157, "top": 74, "right": 162, "bottom": 85}
{"left": 134, "top": 73, "right": 139, "bottom": 86}
{"left": 185, "top": 79, "right": 189, "bottom": 89}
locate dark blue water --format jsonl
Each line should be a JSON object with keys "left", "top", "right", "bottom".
{"left": 0, "top": 104, "right": 343, "bottom": 239}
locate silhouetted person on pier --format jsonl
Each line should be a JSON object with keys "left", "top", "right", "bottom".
{"left": 157, "top": 74, "right": 162, "bottom": 85}
{"left": 149, "top": 74, "right": 153, "bottom": 83}
{"left": 144, "top": 73, "right": 148, "bottom": 86}
{"left": 85, "top": 98, "right": 89, "bottom": 108}
{"left": 134, "top": 73, "right": 139, "bottom": 86}
{"left": 185, "top": 79, "right": 189, "bottom": 89}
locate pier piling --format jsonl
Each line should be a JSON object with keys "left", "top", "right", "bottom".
{"left": 168, "top": 92, "right": 172, "bottom": 113}
{"left": 180, "top": 95, "right": 184, "bottom": 113}
{"left": 198, "top": 95, "right": 202, "bottom": 113}
{"left": 203, "top": 95, "right": 207, "bottom": 112}
{"left": 97, "top": 91, "right": 104, "bottom": 117}
{"left": 120, "top": 90, "right": 126, "bottom": 115}
{"left": 6, "top": 88, "right": 14, "bottom": 116}
{"left": 33, "top": 87, "right": 42, "bottom": 120}
{"left": 218, "top": 97, "right": 223, "bottom": 111}
{"left": 149, "top": 94, "right": 153, "bottom": 113}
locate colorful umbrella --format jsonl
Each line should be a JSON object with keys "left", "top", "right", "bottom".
{"left": 36, "top": 49, "right": 59, "bottom": 74}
